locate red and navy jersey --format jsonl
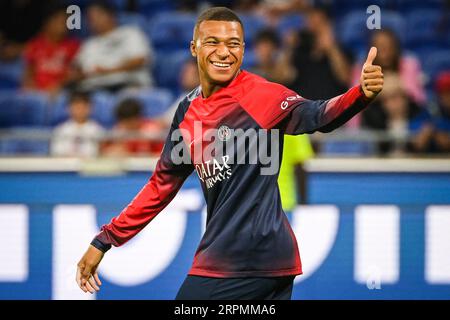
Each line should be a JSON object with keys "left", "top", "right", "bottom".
{"left": 91, "top": 70, "right": 372, "bottom": 278}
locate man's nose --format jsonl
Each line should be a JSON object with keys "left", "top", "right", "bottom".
{"left": 215, "top": 43, "right": 230, "bottom": 59}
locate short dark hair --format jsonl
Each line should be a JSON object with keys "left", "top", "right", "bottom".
{"left": 194, "top": 7, "right": 244, "bottom": 38}
{"left": 115, "top": 98, "right": 142, "bottom": 121}
{"left": 254, "top": 29, "right": 280, "bottom": 47}
{"left": 43, "top": 1, "right": 67, "bottom": 21}
{"left": 307, "top": 5, "right": 333, "bottom": 22}
{"left": 68, "top": 91, "right": 91, "bottom": 105}
{"left": 88, "top": 0, "right": 117, "bottom": 15}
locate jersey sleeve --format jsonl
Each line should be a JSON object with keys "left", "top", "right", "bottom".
{"left": 239, "top": 79, "right": 372, "bottom": 135}
{"left": 90, "top": 102, "right": 194, "bottom": 252}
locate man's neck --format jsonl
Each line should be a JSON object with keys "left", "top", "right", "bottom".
{"left": 200, "top": 70, "right": 241, "bottom": 98}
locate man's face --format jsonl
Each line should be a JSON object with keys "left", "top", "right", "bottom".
{"left": 69, "top": 100, "right": 91, "bottom": 124}
{"left": 87, "top": 6, "right": 115, "bottom": 35}
{"left": 439, "top": 91, "right": 450, "bottom": 111}
{"left": 254, "top": 40, "right": 276, "bottom": 65}
{"left": 372, "top": 33, "right": 395, "bottom": 68}
{"left": 45, "top": 11, "right": 68, "bottom": 38}
{"left": 191, "top": 20, "right": 244, "bottom": 86}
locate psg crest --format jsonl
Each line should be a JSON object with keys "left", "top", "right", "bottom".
{"left": 217, "top": 125, "right": 231, "bottom": 141}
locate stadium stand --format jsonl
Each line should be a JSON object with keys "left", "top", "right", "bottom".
{"left": 0, "top": 0, "right": 449, "bottom": 156}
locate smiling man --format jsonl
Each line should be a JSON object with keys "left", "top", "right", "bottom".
{"left": 76, "top": 7, "right": 383, "bottom": 300}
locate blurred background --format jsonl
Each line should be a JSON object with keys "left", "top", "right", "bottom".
{"left": 0, "top": 0, "right": 449, "bottom": 300}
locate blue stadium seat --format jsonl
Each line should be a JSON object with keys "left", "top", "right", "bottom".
{"left": 241, "top": 49, "right": 257, "bottom": 70}
{"left": 238, "top": 13, "right": 267, "bottom": 46}
{"left": 117, "top": 12, "right": 149, "bottom": 31}
{"left": 423, "top": 50, "right": 450, "bottom": 84}
{"left": 91, "top": 91, "right": 117, "bottom": 127}
{"left": 405, "top": 10, "right": 443, "bottom": 48}
{"left": 321, "top": 140, "right": 375, "bottom": 156}
{"left": 117, "top": 88, "right": 174, "bottom": 118}
{"left": 337, "top": 11, "right": 370, "bottom": 53}
{"left": 338, "top": 10, "right": 407, "bottom": 55}
{"left": 0, "top": 91, "right": 50, "bottom": 128}
{"left": 0, "top": 59, "right": 24, "bottom": 89}
{"left": 276, "top": 14, "right": 304, "bottom": 38}
{"left": 148, "top": 12, "right": 196, "bottom": 50}
{"left": 380, "top": 11, "right": 406, "bottom": 44}
{"left": 330, "top": 0, "right": 393, "bottom": 17}
{"left": 397, "top": 0, "right": 444, "bottom": 13}
{"left": 0, "top": 138, "right": 49, "bottom": 155}
{"left": 134, "top": 0, "right": 175, "bottom": 17}
{"left": 153, "top": 49, "right": 191, "bottom": 88}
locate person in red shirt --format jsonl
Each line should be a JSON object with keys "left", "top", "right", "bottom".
{"left": 22, "top": 6, "right": 80, "bottom": 95}
{"left": 101, "top": 98, "right": 165, "bottom": 156}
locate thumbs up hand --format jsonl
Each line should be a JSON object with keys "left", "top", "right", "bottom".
{"left": 360, "top": 46, "right": 384, "bottom": 99}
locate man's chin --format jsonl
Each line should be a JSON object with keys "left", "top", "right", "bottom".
{"left": 208, "top": 71, "right": 239, "bottom": 85}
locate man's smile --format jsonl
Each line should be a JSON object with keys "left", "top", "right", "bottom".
{"left": 210, "top": 61, "right": 234, "bottom": 69}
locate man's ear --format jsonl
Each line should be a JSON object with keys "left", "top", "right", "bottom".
{"left": 190, "top": 40, "right": 197, "bottom": 57}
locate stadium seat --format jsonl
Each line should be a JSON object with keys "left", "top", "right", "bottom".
{"left": 238, "top": 13, "right": 267, "bottom": 46}
{"left": 321, "top": 140, "right": 375, "bottom": 156}
{"left": 0, "top": 138, "right": 49, "bottom": 155}
{"left": 241, "top": 49, "right": 257, "bottom": 70}
{"left": 380, "top": 11, "right": 406, "bottom": 44}
{"left": 330, "top": 0, "right": 393, "bottom": 17}
{"left": 397, "top": 0, "right": 444, "bottom": 13}
{"left": 117, "top": 12, "right": 149, "bottom": 31}
{"left": 337, "top": 11, "right": 370, "bottom": 53}
{"left": 276, "top": 14, "right": 304, "bottom": 38}
{"left": 338, "top": 10, "right": 408, "bottom": 55}
{"left": 405, "top": 10, "right": 443, "bottom": 48}
{"left": 0, "top": 91, "right": 50, "bottom": 128}
{"left": 0, "top": 59, "right": 24, "bottom": 89}
{"left": 423, "top": 50, "right": 450, "bottom": 85}
{"left": 91, "top": 91, "right": 118, "bottom": 127}
{"left": 148, "top": 12, "right": 196, "bottom": 50}
{"left": 117, "top": 88, "right": 174, "bottom": 118}
{"left": 133, "top": 0, "right": 175, "bottom": 17}
{"left": 153, "top": 49, "right": 191, "bottom": 88}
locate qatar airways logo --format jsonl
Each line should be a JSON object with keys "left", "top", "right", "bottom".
{"left": 170, "top": 121, "right": 280, "bottom": 177}
{"left": 195, "top": 156, "right": 232, "bottom": 189}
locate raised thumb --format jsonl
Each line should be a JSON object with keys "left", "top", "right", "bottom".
{"left": 364, "top": 46, "right": 377, "bottom": 66}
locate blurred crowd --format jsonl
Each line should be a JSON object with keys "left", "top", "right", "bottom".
{"left": 0, "top": 0, "right": 449, "bottom": 158}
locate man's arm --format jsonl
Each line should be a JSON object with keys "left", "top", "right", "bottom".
{"left": 76, "top": 103, "right": 193, "bottom": 293}
{"left": 279, "top": 47, "right": 383, "bottom": 134}
{"left": 239, "top": 47, "right": 383, "bottom": 135}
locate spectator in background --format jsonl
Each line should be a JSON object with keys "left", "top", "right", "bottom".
{"left": 362, "top": 72, "right": 422, "bottom": 155}
{"left": 158, "top": 58, "right": 200, "bottom": 128}
{"left": 410, "top": 71, "right": 450, "bottom": 154}
{"left": 249, "top": 28, "right": 295, "bottom": 85}
{"left": 22, "top": 5, "right": 80, "bottom": 96}
{"left": 70, "top": 0, "right": 153, "bottom": 93}
{"left": 258, "top": 0, "right": 309, "bottom": 25}
{"left": 51, "top": 91, "right": 104, "bottom": 157}
{"left": 352, "top": 29, "right": 426, "bottom": 106}
{"left": 102, "top": 98, "right": 164, "bottom": 156}
{"left": 288, "top": 6, "right": 352, "bottom": 100}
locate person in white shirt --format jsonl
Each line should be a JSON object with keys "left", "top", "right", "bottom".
{"left": 51, "top": 91, "right": 104, "bottom": 157}
{"left": 69, "top": 1, "right": 153, "bottom": 92}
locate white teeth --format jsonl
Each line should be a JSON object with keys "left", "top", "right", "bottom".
{"left": 212, "top": 62, "right": 231, "bottom": 67}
